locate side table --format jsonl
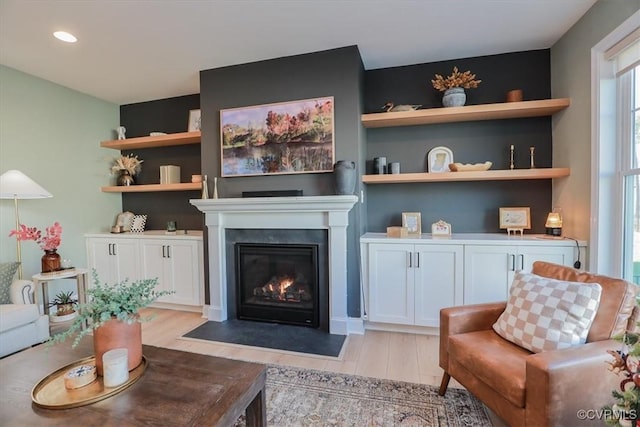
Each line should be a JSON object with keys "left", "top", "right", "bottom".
{"left": 31, "top": 268, "right": 89, "bottom": 317}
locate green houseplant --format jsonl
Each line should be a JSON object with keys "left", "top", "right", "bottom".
{"left": 50, "top": 271, "right": 172, "bottom": 375}
{"left": 51, "top": 290, "right": 77, "bottom": 316}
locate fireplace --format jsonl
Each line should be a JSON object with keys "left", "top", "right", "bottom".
{"left": 236, "top": 243, "right": 319, "bottom": 327}
{"left": 190, "top": 195, "right": 359, "bottom": 335}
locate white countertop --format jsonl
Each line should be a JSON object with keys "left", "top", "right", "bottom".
{"left": 360, "top": 232, "right": 587, "bottom": 246}
{"left": 85, "top": 230, "right": 203, "bottom": 240}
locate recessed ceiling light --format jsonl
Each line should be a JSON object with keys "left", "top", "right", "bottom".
{"left": 53, "top": 31, "right": 77, "bottom": 43}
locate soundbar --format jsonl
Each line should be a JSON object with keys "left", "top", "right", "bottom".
{"left": 242, "top": 190, "right": 303, "bottom": 198}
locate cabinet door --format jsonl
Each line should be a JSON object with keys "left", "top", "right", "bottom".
{"left": 140, "top": 240, "right": 169, "bottom": 292}
{"left": 368, "top": 243, "right": 414, "bottom": 325}
{"left": 414, "top": 244, "right": 463, "bottom": 327}
{"left": 86, "top": 238, "right": 139, "bottom": 285}
{"left": 464, "top": 245, "right": 514, "bottom": 304}
{"left": 164, "top": 241, "right": 201, "bottom": 305}
{"left": 517, "top": 245, "right": 576, "bottom": 271}
{"left": 86, "top": 238, "right": 117, "bottom": 284}
{"left": 112, "top": 240, "right": 140, "bottom": 282}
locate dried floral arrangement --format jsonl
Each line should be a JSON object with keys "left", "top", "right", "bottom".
{"left": 111, "top": 154, "right": 143, "bottom": 176}
{"left": 431, "top": 67, "right": 482, "bottom": 92}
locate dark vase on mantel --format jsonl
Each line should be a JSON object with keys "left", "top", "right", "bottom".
{"left": 334, "top": 160, "right": 356, "bottom": 195}
{"left": 41, "top": 249, "right": 61, "bottom": 273}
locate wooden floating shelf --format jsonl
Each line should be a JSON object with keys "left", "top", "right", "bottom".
{"left": 101, "top": 131, "right": 201, "bottom": 150}
{"left": 362, "top": 168, "right": 570, "bottom": 184}
{"left": 101, "top": 183, "right": 202, "bottom": 193}
{"left": 361, "top": 99, "right": 570, "bottom": 128}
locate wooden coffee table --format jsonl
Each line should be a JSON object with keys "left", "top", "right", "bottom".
{"left": 0, "top": 340, "right": 266, "bottom": 426}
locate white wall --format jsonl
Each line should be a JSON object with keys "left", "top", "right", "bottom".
{"left": 550, "top": 0, "right": 640, "bottom": 241}
{"left": 0, "top": 65, "right": 121, "bottom": 294}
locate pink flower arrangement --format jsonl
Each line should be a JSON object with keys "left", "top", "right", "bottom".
{"left": 9, "top": 222, "right": 62, "bottom": 251}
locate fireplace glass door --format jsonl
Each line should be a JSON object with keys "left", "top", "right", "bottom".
{"left": 235, "top": 243, "right": 319, "bottom": 328}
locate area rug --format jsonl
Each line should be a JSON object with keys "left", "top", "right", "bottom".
{"left": 183, "top": 319, "right": 346, "bottom": 357}
{"left": 235, "top": 365, "right": 492, "bottom": 426}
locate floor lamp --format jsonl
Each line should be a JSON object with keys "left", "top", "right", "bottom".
{"left": 0, "top": 170, "right": 52, "bottom": 279}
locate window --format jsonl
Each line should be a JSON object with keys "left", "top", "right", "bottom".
{"left": 622, "top": 66, "right": 640, "bottom": 283}
{"left": 592, "top": 14, "right": 639, "bottom": 279}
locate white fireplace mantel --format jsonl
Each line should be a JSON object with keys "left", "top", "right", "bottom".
{"left": 191, "top": 195, "right": 359, "bottom": 335}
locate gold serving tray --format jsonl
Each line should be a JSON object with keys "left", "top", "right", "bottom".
{"left": 31, "top": 355, "right": 147, "bottom": 409}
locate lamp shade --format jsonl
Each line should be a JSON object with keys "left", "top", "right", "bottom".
{"left": 0, "top": 170, "right": 52, "bottom": 199}
{"left": 545, "top": 212, "right": 563, "bottom": 228}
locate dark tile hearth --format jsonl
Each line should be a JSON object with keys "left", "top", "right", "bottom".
{"left": 183, "top": 319, "right": 346, "bottom": 357}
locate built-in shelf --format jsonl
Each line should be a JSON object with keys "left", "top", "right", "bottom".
{"left": 361, "top": 98, "right": 570, "bottom": 128}
{"left": 101, "top": 183, "right": 202, "bottom": 193}
{"left": 101, "top": 131, "right": 201, "bottom": 150}
{"left": 362, "top": 168, "right": 570, "bottom": 184}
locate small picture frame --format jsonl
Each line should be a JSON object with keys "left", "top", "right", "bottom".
{"left": 130, "top": 214, "right": 148, "bottom": 233}
{"left": 402, "top": 212, "right": 422, "bottom": 236}
{"left": 431, "top": 220, "right": 452, "bottom": 237}
{"left": 427, "top": 146, "right": 454, "bottom": 173}
{"left": 499, "top": 207, "right": 531, "bottom": 229}
{"left": 188, "top": 109, "right": 201, "bottom": 132}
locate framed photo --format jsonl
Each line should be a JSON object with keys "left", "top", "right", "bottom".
{"left": 188, "top": 109, "right": 201, "bottom": 132}
{"left": 427, "top": 146, "right": 454, "bottom": 173}
{"left": 499, "top": 207, "right": 531, "bottom": 229}
{"left": 220, "top": 97, "right": 335, "bottom": 177}
{"left": 402, "top": 212, "right": 422, "bottom": 236}
{"left": 130, "top": 214, "right": 148, "bottom": 233}
{"left": 431, "top": 220, "right": 452, "bottom": 237}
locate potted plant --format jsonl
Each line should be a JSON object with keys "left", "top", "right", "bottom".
{"left": 10, "top": 222, "right": 63, "bottom": 272}
{"left": 603, "top": 295, "right": 640, "bottom": 426}
{"left": 50, "top": 271, "right": 172, "bottom": 375}
{"left": 431, "top": 66, "right": 481, "bottom": 107}
{"left": 51, "top": 290, "right": 77, "bottom": 317}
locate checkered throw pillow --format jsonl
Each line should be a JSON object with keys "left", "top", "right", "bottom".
{"left": 492, "top": 272, "right": 602, "bottom": 353}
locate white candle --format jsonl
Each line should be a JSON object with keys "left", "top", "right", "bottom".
{"left": 103, "top": 348, "right": 129, "bottom": 387}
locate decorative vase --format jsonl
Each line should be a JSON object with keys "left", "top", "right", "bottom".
{"left": 117, "top": 170, "right": 135, "bottom": 186}
{"left": 334, "top": 160, "right": 356, "bottom": 195}
{"left": 41, "top": 249, "right": 61, "bottom": 273}
{"left": 93, "top": 317, "right": 142, "bottom": 376}
{"left": 442, "top": 87, "right": 466, "bottom": 107}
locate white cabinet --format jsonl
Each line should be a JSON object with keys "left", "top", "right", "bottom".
{"left": 365, "top": 242, "right": 463, "bottom": 327}
{"left": 86, "top": 237, "right": 140, "bottom": 285}
{"left": 360, "top": 233, "right": 585, "bottom": 331}
{"left": 140, "top": 239, "right": 203, "bottom": 306}
{"left": 464, "top": 244, "right": 575, "bottom": 304}
{"left": 85, "top": 231, "right": 203, "bottom": 310}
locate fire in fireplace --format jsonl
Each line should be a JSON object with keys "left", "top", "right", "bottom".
{"left": 235, "top": 243, "right": 319, "bottom": 328}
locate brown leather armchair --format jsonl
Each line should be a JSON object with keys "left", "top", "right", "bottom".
{"left": 439, "top": 261, "right": 638, "bottom": 426}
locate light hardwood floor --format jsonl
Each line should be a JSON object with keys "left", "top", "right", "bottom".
{"left": 139, "top": 308, "right": 506, "bottom": 426}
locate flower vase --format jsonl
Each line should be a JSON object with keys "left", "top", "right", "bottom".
{"left": 442, "top": 87, "right": 466, "bottom": 107}
{"left": 41, "top": 249, "right": 61, "bottom": 273}
{"left": 334, "top": 160, "right": 356, "bottom": 195}
{"left": 93, "top": 317, "right": 143, "bottom": 376}
{"left": 117, "top": 170, "right": 135, "bottom": 186}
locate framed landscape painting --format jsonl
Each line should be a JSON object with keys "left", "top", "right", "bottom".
{"left": 220, "top": 97, "right": 335, "bottom": 177}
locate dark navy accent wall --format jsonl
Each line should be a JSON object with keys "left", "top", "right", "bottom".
{"left": 200, "top": 46, "right": 365, "bottom": 316}
{"left": 119, "top": 94, "right": 202, "bottom": 231}
{"left": 364, "top": 49, "right": 552, "bottom": 233}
